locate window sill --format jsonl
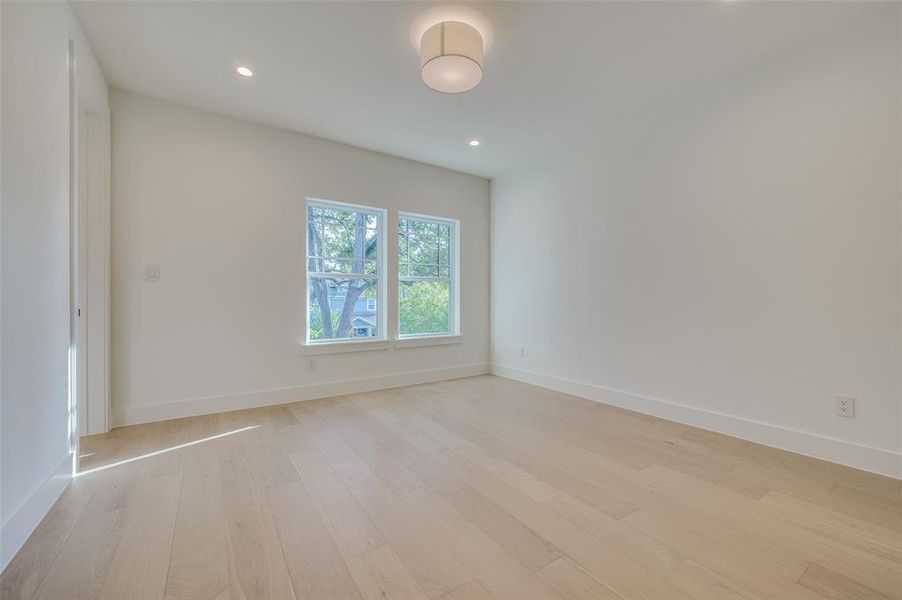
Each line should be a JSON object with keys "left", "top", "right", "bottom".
{"left": 299, "top": 334, "right": 462, "bottom": 355}
{"left": 301, "top": 339, "right": 392, "bottom": 355}
{"left": 394, "top": 334, "right": 462, "bottom": 348}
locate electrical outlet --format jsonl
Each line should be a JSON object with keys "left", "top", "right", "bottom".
{"left": 306, "top": 358, "right": 317, "bottom": 372}
{"left": 835, "top": 395, "right": 855, "bottom": 418}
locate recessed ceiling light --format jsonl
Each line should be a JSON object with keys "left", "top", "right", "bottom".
{"left": 236, "top": 66, "right": 253, "bottom": 77}
{"left": 469, "top": 139, "right": 480, "bottom": 147}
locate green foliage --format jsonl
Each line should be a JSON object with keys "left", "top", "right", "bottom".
{"left": 308, "top": 301, "right": 325, "bottom": 340}
{"left": 308, "top": 205, "right": 378, "bottom": 274}
{"left": 307, "top": 208, "right": 453, "bottom": 340}
{"left": 398, "top": 218, "right": 450, "bottom": 277}
{"left": 308, "top": 293, "right": 343, "bottom": 341}
{"left": 308, "top": 280, "right": 377, "bottom": 340}
{"left": 398, "top": 217, "right": 452, "bottom": 335}
{"left": 400, "top": 281, "right": 449, "bottom": 335}
{"left": 308, "top": 204, "right": 379, "bottom": 340}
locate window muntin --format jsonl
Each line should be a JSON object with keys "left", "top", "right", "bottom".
{"left": 306, "top": 199, "right": 384, "bottom": 342}
{"left": 398, "top": 214, "right": 457, "bottom": 337}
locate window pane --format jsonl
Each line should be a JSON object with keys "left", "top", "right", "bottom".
{"left": 308, "top": 276, "right": 378, "bottom": 340}
{"left": 438, "top": 224, "right": 450, "bottom": 265}
{"left": 398, "top": 215, "right": 455, "bottom": 337}
{"left": 407, "top": 221, "right": 438, "bottom": 266}
{"left": 307, "top": 200, "right": 382, "bottom": 343}
{"left": 411, "top": 264, "right": 439, "bottom": 277}
{"left": 399, "top": 280, "right": 450, "bottom": 336}
{"left": 365, "top": 227, "right": 378, "bottom": 260}
{"left": 307, "top": 204, "right": 379, "bottom": 265}
{"left": 314, "top": 258, "right": 379, "bottom": 275}
{"left": 398, "top": 228, "right": 409, "bottom": 262}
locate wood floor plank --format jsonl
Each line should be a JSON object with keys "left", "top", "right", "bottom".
{"left": 782, "top": 455, "right": 902, "bottom": 502}
{"left": 5, "top": 375, "right": 900, "bottom": 600}
{"left": 244, "top": 441, "right": 299, "bottom": 490}
{"left": 439, "top": 579, "right": 496, "bottom": 600}
{"left": 621, "top": 508, "right": 849, "bottom": 600}
{"left": 671, "top": 559, "right": 763, "bottom": 600}
{"left": 676, "top": 428, "right": 788, "bottom": 468}
{"left": 326, "top": 457, "right": 473, "bottom": 599}
{"left": 347, "top": 402, "right": 466, "bottom": 495}
{"left": 165, "top": 470, "right": 230, "bottom": 600}
{"left": 65, "top": 461, "right": 142, "bottom": 518}
{"left": 421, "top": 402, "right": 636, "bottom": 518}
{"left": 799, "top": 562, "right": 894, "bottom": 600}
{"left": 760, "top": 490, "right": 902, "bottom": 558}
{"left": 0, "top": 503, "right": 85, "bottom": 600}
{"left": 543, "top": 492, "right": 681, "bottom": 569}
{"left": 728, "top": 461, "right": 836, "bottom": 498}
{"left": 417, "top": 415, "right": 561, "bottom": 503}
{"left": 536, "top": 556, "right": 624, "bottom": 600}
{"left": 445, "top": 487, "right": 562, "bottom": 572}
{"left": 267, "top": 480, "right": 362, "bottom": 600}
{"left": 221, "top": 457, "right": 296, "bottom": 600}
{"left": 400, "top": 487, "right": 560, "bottom": 600}
{"left": 634, "top": 464, "right": 902, "bottom": 598}
{"left": 290, "top": 450, "right": 386, "bottom": 561}
{"left": 543, "top": 493, "right": 770, "bottom": 600}
{"left": 380, "top": 439, "right": 467, "bottom": 495}
{"left": 406, "top": 414, "right": 562, "bottom": 504}
{"left": 346, "top": 544, "right": 429, "bottom": 600}
{"left": 166, "top": 513, "right": 230, "bottom": 600}
{"left": 352, "top": 444, "right": 428, "bottom": 495}
{"left": 98, "top": 471, "right": 181, "bottom": 600}
{"left": 31, "top": 508, "right": 124, "bottom": 600}
{"left": 426, "top": 447, "right": 693, "bottom": 600}
{"left": 827, "top": 484, "right": 902, "bottom": 531}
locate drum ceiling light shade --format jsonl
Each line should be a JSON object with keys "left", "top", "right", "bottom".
{"left": 420, "top": 21, "right": 484, "bottom": 94}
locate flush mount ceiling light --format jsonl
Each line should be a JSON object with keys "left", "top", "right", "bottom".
{"left": 236, "top": 66, "right": 253, "bottom": 77}
{"left": 420, "top": 21, "right": 484, "bottom": 94}
{"left": 469, "top": 139, "right": 480, "bottom": 147}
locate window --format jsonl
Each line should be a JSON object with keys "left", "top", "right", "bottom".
{"left": 398, "top": 214, "right": 457, "bottom": 337}
{"left": 306, "top": 199, "right": 385, "bottom": 343}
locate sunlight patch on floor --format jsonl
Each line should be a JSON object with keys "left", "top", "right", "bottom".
{"left": 76, "top": 425, "right": 260, "bottom": 476}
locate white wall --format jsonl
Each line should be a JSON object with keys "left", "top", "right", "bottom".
{"left": 0, "top": 0, "right": 108, "bottom": 569}
{"left": 491, "top": 13, "right": 902, "bottom": 477}
{"left": 110, "top": 90, "right": 489, "bottom": 426}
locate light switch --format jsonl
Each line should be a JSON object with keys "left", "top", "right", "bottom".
{"left": 145, "top": 265, "right": 160, "bottom": 282}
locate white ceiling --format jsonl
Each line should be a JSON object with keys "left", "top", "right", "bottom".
{"left": 71, "top": 0, "right": 881, "bottom": 179}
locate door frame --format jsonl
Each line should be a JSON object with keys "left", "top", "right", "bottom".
{"left": 68, "top": 39, "right": 80, "bottom": 474}
{"left": 69, "top": 41, "right": 112, "bottom": 475}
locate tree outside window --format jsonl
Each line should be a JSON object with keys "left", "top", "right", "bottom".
{"left": 398, "top": 214, "right": 456, "bottom": 337}
{"left": 306, "top": 201, "right": 383, "bottom": 341}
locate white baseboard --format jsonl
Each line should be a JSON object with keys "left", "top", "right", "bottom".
{"left": 113, "top": 363, "right": 490, "bottom": 427}
{"left": 1, "top": 454, "right": 73, "bottom": 571}
{"left": 491, "top": 363, "right": 901, "bottom": 479}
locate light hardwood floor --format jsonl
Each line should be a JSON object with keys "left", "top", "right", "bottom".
{"left": 2, "top": 375, "right": 900, "bottom": 600}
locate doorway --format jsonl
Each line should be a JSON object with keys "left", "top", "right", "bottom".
{"left": 69, "top": 41, "right": 112, "bottom": 474}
